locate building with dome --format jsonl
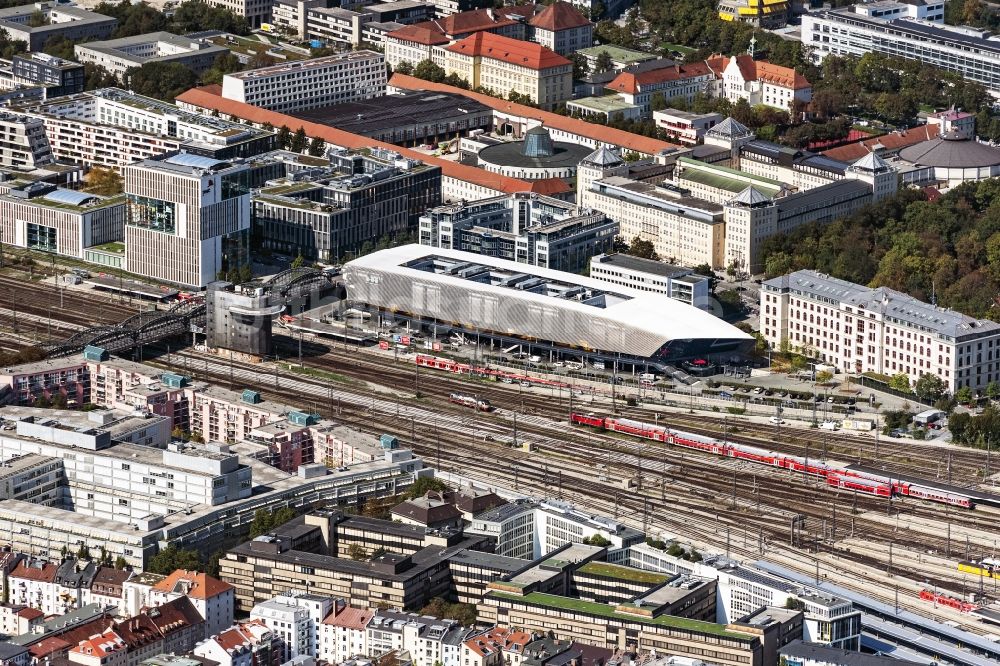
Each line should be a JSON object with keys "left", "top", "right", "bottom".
{"left": 475, "top": 125, "right": 593, "bottom": 181}
{"left": 898, "top": 130, "right": 1000, "bottom": 187}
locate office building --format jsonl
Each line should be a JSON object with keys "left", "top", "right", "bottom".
{"left": 589, "top": 254, "right": 711, "bottom": 309}
{"left": 799, "top": 3, "right": 1000, "bottom": 93}
{"left": 21, "top": 88, "right": 275, "bottom": 169}
{"left": 0, "top": 3, "right": 115, "bottom": 51}
{"left": 124, "top": 153, "right": 251, "bottom": 288}
{"left": 419, "top": 191, "right": 617, "bottom": 273}
{"left": 717, "top": 0, "right": 788, "bottom": 29}
{"left": 761, "top": 269, "right": 1000, "bottom": 393}
{"left": 466, "top": 501, "right": 536, "bottom": 560}
{"left": 221, "top": 52, "right": 387, "bottom": 113}
{"left": 205, "top": 0, "right": 273, "bottom": 28}
{"left": 653, "top": 109, "right": 722, "bottom": 145}
{"left": 0, "top": 181, "right": 124, "bottom": 261}
{"left": 10, "top": 53, "right": 84, "bottom": 98}
{"left": 443, "top": 32, "right": 572, "bottom": 109}
{"left": 778, "top": 640, "right": 923, "bottom": 666}
{"left": 0, "top": 111, "right": 53, "bottom": 170}
{"left": 75, "top": 33, "right": 229, "bottom": 77}
{"left": 253, "top": 147, "right": 440, "bottom": 262}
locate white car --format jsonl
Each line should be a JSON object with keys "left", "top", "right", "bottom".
{"left": 769, "top": 416, "right": 784, "bottom": 424}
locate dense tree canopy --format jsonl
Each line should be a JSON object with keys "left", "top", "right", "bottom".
{"left": 125, "top": 61, "right": 198, "bottom": 101}
{"left": 761, "top": 180, "right": 1000, "bottom": 320}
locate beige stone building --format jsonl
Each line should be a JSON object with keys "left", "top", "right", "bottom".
{"left": 443, "top": 32, "right": 571, "bottom": 109}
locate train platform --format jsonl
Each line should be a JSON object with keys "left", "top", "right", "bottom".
{"left": 280, "top": 305, "right": 376, "bottom": 345}
{"left": 83, "top": 274, "right": 178, "bottom": 301}
{"left": 755, "top": 560, "right": 1000, "bottom": 666}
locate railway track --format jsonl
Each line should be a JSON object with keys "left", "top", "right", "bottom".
{"left": 143, "top": 344, "right": 998, "bottom": 633}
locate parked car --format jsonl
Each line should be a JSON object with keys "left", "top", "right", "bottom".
{"left": 769, "top": 416, "right": 785, "bottom": 425}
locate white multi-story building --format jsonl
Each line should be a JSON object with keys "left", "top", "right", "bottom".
{"left": 365, "top": 612, "right": 474, "bottom": 666}
{"left": 149, "top": 569, "right": 235, "bottom": 639}
{"left": 21, "top": 88, "right": 273, "bottom": 170}
{"left": 719, "top": 53, "right": 812, "bottom": 112}
{"left": 761, "top": 269, "right": 1000, "bottom": 393}
{"left": 534, "top": 499, "right": 644, "bottom": 563}
{"left": 589, "top": 254, "right": 711, "bottom": 309}
{"left": 194, "top": 620, "right": 282, "bottom": 666}
{"left": 466, "top": 501, "right": 537, "bottom": 560}
{"left": 8, "top": 560, "right": 58, "bottom": 614}
{"left": 653, "top": 109, "right": 722, "bottom": 146}
{"left": 204, "top": 0, "right": 272, "bottom": 28}
{"left": 799, "top": 3, "right": 1000, "bottom": 94}
{"left": 74, "top": 32, "right": 229, "bottom": 77}
{"left": 250, "top": 597, "right": 313, "bottom": 661}
{"left": 319, "top": 603, "right": 373, "bottom": 664}
{"left": 0, "top": 111, "right": 53, "bottom": 169}
{"left": 221, "top": 52, "right": 386, "bottom": 113}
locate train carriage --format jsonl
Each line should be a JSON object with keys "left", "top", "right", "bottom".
{"left": 905, "top": 485, "right": 972, "bottom": 508}
{"left": 827, "top": 475, "right": 892, "bottom": 497}
{"left": 571, "top": 413, "right": 606, "bottom": 428}
{"left": 605, "top": 417, "right": 668, "bottom": 442}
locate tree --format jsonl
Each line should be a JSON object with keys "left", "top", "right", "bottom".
{"left": 956, "top": 386, "right": 974, "bottom": 404}
{"left": 77, "top": 544, "right": 90, "bottom": 560}
{"left": 888, "top": 373, "right": 912, "bottom": 393}
{"left": 115, "top": 556, "right": 129, "bottom": 570}
{"left": 125, "top": 61, "right": 198, "bottom": 101}
{"left": 570, "top": 52, "right": 588, "bottom": 79}
{"left": 249, "top": 508, "right": 275, "bottom": 538}
{"left": 650, "top": 92, "right": 667, "bottom": 112}
{"left": 28, "top": 9, "right": 48, "bottom": 27}
{"left": 171, "top": 0, "right": 249, "bottom": 35}
{"left": 200, "top": 52, "right": 242, "bottom": 85}
{"left": 307, "top": 136, "right": 326, "bottom": 157}
{"left": 277, "top": 125, "right": 292, "bottom": 150}
{"left": 582, "top": 534, "right": 611, "bottom": 547}
{"left": 405, "top": 476, "right": 448, "bottom": 499}
{"left": 246, "top": 51, "right": 277, "bottom": 70}
{"left": 95, "top": 0, "right": 169, "bottom": 38}
{"left": 82, "top": 167, "right": 123, "bottom": 196}
{"left": 290, "top": 253, "right": 305, "bottom": 269}
{"left": 949, "top": 411, "right": 971, "bottom": 442}
{"left": 41, "top": 35, "right": 74, "bottom": 60}
{"left": 624, "top": 236, "right": 659, "bottom": 260}
{"left": 395, "top": 60, "right": 414, "bottom": 76}
{"left": 987, "top": 381, "right": 1000, "bottom": 400}
{"left": 289, "top": 127, "right": 308, "bottom": 153}
{"left": 147, "top": 545, "right": 201, "bottom": 574}
{"left": 238, "top": 264, "right": 253, "bottom": 283}
{"left": 914, "top": 373, "right": 947, "bottom": 401}
{"left": 815, "top": 370, "right": 833, "bottom": 385}
{"left": 594, "top": 50, "right": 613, "bottom": 73}
{"left": 347, "top": 543, "right": 368, "bottom": 561}
{"left": 84, "top": 63, "right": 118, "bottom": 91}
{"left": 413, "top": 59, "right": 446, "bottom": 83}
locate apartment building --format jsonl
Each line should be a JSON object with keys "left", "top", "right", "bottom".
{"left": 250, "top": 598, "right": 313, "bottom": 660}
{"left": 21, "top": 88, "right": 274, "bottom": 169}
{"left": 319, "top": 605, "right": 373, "bottom": 664}
{"left": 0, "top": 3, "right": 116, "bottom": 51}
{"left": 443, "top": 32, "right": 572, "bottom": 109}
{"left": 193, "top": 620, "right": 283, "bottom": 666}
{"left": 221, "top": 52, "right": 386, "bottom": 113}
{"left": 10, "top": 53, "right": 84, "bottom": 98}
{"left": 799, "top": 3, "right": 1000, "bottom": 91}
{"left": 588, "top": 254, "right": 711, "bottom": 309}
{"left": 0, "top": 111, "right": 53, "bottom": 169}
{"left": 365, "top": 612, "right": 475, "bottom": 666}
{"left": 8, "top": 560, "right": 58, "bottom": 614}
{"left": 124, "top": 153, "right": 251, "bottom": 288}
{"left": 253, "top": 147, "right": 440, "bottom": 262}
{"left": 761, "top": 269, "right": 1000, "bottom": 392}
{"left": 418, "top": 192, "right": 617, "bottom": 273}
{"left": 0, "top": 181, "right": 124, "bottom": 260}
{"left": 75, "top": 33, "right": 229, "bottom": 77}
{"left": 149, "top": 569, "right": 235, "bottom": 639}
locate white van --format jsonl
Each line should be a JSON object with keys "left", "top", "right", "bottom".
{"left": 639, "top": 373, "right": 656, "bottom": 382}
{"left": 820, "top": 421, "right": 840, "bottom": 430}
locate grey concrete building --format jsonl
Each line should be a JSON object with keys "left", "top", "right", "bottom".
{"left": 75, "top": 32, "right": 229, "bottom": 77}
{"left": 0, "top": 3, "right": 115, "bottom": 51}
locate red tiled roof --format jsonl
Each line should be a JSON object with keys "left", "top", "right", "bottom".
{"left": 151, "top": 569, "right": 233, "bottom": 600}
{"left": 323, "top": 606, "right": 374, "bottom": 630}
{"left": 175, "top": 86, "right": 570, "bottom": 196}
{"left": 71, "top": 630, "right": 124, "bottom": 659}
{"left": 821, "top": 126, "right": 935, "bottom": 161}
{"left": 607, "top": 61, "right": 713, "bottom": 95}
{"left": 464, "top": 627, "right": 533, "bottom": 657}
{"left": 718, "top": 54, "right": 811, "bottom": 90}
{"left": 389, "top": 73, "right": 676, "bottom": 156}
{"left": 529, "top": 1, "right": 591, "bottom": 30}
{"left": 446, "top": 32, "right": 570, "bottom": 70}
{"left": 215, "top": 621, "right": 272, "bottom": 651}
{"left": 29, "top": 637, "right": 70, "bottom": 659}
{"left": 17, "top": 607, "right": 44, "bottom": 621}
{"left": 437, "top": 8, "right": 519, "bottom": 34}
{"left": 924, "top": 185, "right": 942, "bottom": 202}
{"left": 386, "top": 23, "right": 449, "bottom": 46}
{"left": 11, "top": 561, "right": 57, "bottom": 583}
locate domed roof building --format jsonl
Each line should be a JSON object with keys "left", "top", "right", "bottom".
{"left": 476, "top": 125, "right": 593, "bottom": 181}
{"left": 898, "top": 130, "right": 1000, "bottom": 187}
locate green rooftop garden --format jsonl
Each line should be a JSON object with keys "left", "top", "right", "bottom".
{"left": 90, "top": 241, "right": 125, "bottom": 254}
{"left": 488, "top": 591, "right": 751, "bottom": 639}
{"left": 578, "top": 562, "right": 671, "bottom": 585}
{"left": 34, "top": 194, "right": 125, "bottom": 212}
{"left": 261, "top": 181, "right": 318, "bottom": 196}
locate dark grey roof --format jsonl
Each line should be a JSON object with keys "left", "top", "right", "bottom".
{"left": 446, "top": 549, "right": 526, "bottom": 572}
{"left": 478, "top": 140, "right": 592, "bottom": 170}
{"left": 292, "top": 91, "right": 491, "bottom": 136}
{"left": 591, "top": 253, "right": 695, "bottom": 279}
{"left": 0, "top": 643, "right": 28, "bottom": 659}
{"left": 774, "top": 179, "right": 870, "bottom": 217}
{"left": 899, "top": 135, "right": 1000, "bottom": 168}
{"left": 779, "top": 639, "right": 923, "bottom": 666}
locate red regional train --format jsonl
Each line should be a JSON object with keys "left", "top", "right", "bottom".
{"left": 416, "top": 354, "right": 570, "bottom": 388}
{"left": 570, "top": 413, "right": 973, "bottom": 508}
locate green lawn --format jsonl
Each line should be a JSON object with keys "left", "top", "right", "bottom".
{"left": 659, "top": 42, "right": 696, "bottom": 55}
{"left": 578, "top": 561, "right": 671, "bottom": 585}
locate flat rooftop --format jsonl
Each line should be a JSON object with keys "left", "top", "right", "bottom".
{"left": 292, "top": 91, "right": 490, "bottom": 136}
{"left": 568, "top": 96, "right": 640, "bottom": 113}
{"left": 590, "top": 253, "right": 697, "bottom": 279}
{"left": 76, "top": 32, "right": 227, "bottom": 61}
{"left": 0, "top": 498, "right": 157, "bottom": 538}
{"left": 576, "top": 45, "right": 659, "bottom": 63}
{"left": 576, "top": 561, "right": 671, "bottom": 585}
{"left": 228, "top": 51, "right": 383, "bottom": 80}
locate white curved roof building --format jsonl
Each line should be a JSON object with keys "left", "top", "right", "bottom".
{"left": 343, "top": 245, "right": 751, "bottom": 362}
